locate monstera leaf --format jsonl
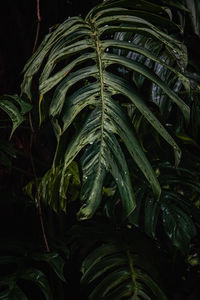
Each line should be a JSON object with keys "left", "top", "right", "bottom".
{"left": 0, "top": 244, "right": 66, "bottom": 300}
{"left": 128, "top": 163, "right": 200, "bottom": 254}
{"left": 0, "top": 94, "right": 32, "bottom": 138}
{"left": 21, "top": 0, "right": 190, "bottom": 220}
{"left": 24, "top": 161, "right": 80, "bottom": 213}
{"left": 69, "top": 221, "right": 167, "bottom": 300}
{"left": 186, "top": 0, "right": 200, "bottom": 37}
{"left": 81, "top": 244, "right": 166, "bottom": 300}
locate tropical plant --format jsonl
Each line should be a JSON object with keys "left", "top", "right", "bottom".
{"left": 21, "top": 0, "right": 190, "bottom": 220}
{"left": 1, "top": 0, "right": 200, "bottom": 299}
{"left": 0, "top": 242, "right": 66, "bottom": 300}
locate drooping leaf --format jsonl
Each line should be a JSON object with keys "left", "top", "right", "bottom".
{"left": 0, "top": 284, "right": 28, "bottom": 300}
{"left": 129, "top": 162, "right": 200, "bottom": 253}
{"left": 144, "top": 196, "right": 160, "bottom": 239}
{"left": 0, "top": 95, "right": 32, "bottom": 138}
{"left": 24, "top": 161, "right": 80, "bottom": 213}
{"left": 80, "top": 243, "right": 167, "bottom": 300}
{"left": 0, "top": 140, "right": 16, "bottom": 168}
{"left": 21, "top": 0, "right": 190, "bottom": 219}
{"left": 21, "top": 268, "right": 52, "bottom": 300}
{"left": 32, "top": 252, "right": 66, "bottom": 282}
{"left": 161, "top": 200, "right": 197, "bottom": 254}
{"left": 186, "top": 0, "right": 200, "bottom": 37}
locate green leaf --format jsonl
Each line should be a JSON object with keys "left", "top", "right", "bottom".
{"left": 136, "top": 270, "right": 167, "bottom": 300}
{"left": 77, "top": 132, "right": 136, "bottom": 220}
{"left": 38, "top": 161, "right": 80, "bottom": 213}
{"left": 82, "top": 255, "right": 127, "bottom": 285}
{"left": 21, "top": 0, "right": 189, "bottom": 220}
{"left": 103, "top": 39, "right": 190, "bottom": 92}
{"left": 90, "top": 268, "right": 130, "bottom": 299}
{"left": 0, "top": 256, "right": 22, "bottom": 266}
{"left": 104, "top": 71, "right": 181, "bottom": 168}
{"left": 81, "top": 243, "right": 120, "bottom": 280}
{"left": 0, "top": 100, "right": 24, "bottom": 138}
{"left": 161, "top": 201, "right": 197, "bottom": 254}
{"left": 32, "top": 252, "right": 66, "bottom": 282}
{"left": 80, "top": 241, "right": 167, "bottom": 300}
{"left": 21, "top": 268, "right": 52, "bottom": 300}
{"left": 144, "top": 197, "right": 160, "bottom": 239}
{"left": 0, "top": 95, "right": 32, "bottom": 138}
{"left": 0, "top": 284, "right": 28, "bottom": 300}
{"left": 104, "top": 54, "right": 189, "bottom": 122}
{"left": 186, "top": 0, "right": 200, "bottom": 37}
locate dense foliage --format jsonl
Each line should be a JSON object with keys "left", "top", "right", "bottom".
{"left": 1, "top": 0, "right": 200, "bottom": 299}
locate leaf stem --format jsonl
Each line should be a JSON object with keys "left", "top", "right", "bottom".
{"left": 32, "top": 0, "right": 41, "bottom": 53}
{"left": 28, "top": 112, "right": 50, "bottom": 253}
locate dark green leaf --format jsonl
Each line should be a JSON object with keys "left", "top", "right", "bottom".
{"left": 161, "top": 201, "right": 197, "bottom": 254}
{"left": 32, "top": 252, "right": 66, "bottom": 282}
{"left": 21, "top": 268, "right": 52, "bottom": 300}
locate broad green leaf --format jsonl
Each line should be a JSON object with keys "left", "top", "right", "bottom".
{"left": 21, "top": 17, "right": 86, "bottom": 98}
{"left": 21, "top": 268, "right": 52, "bottom": 300}
{"left": 21, "top": 0, "right": 189, "bottom": 220}
{"left": 86, "top": 0, "right": 176, "bottom": 21}
{"left": 104, "top": 95, "right": 161, "bottom": 198}
{"left": 81, "top": 243, "right": 119, "bottom": 273}
{"left": 186, "top": 0, "right": 200, "bottom": 37}
{"left": 81, "top": 255, "right": 127, "bottom": 285}
{"left": 104, "top": 281, "right": 134, "bottom": 300}
{"left": 163, "top": 191, "right": 200, "bottom": 223}
{"left": 38, "top": 161, "right": 80, "bottom": 213}
{"left": 48, "top": 65, "right": 98, "bottom": 118}
{"left": 104, "top": 54, "right": 190, "bottom": 122}
{"left": 89, "top": 268, "right": 130, "bottom": 299}
{"left": 0, "top": 100, "right": 24, "bottom": 138}
{"left": 32, "top": 252, "right": 66, "bottom": 282}
{"left": 0, "top": 284, "right": 28, "bottom": 300}
{"left": 77, "top": 132, "right": 136, "bottom": 220}
{"left": 102, "top": 39, "right": 190, "bottom": 92}
{"left": 80, "top": 241, "right": 167, "bottom": 300}
{"left": 128, "top": 186, "right": 147, "bottom": 227}
{"left": 161, "top": 201, "right": 197, "bottom": 254}
{"left": 104, "top": 71, "right": 181, "bottom": 167}
{"left": 93, "top": 7, "right": 182, "bottom": 32}
{"left": 136, "top": 270, "right": 167, "bottom": 300}
{"left": 144, "top": 198, "right": 160, "bottom": 239}
{"left": 0, "top": 95, "right": 32, "bottom": 137}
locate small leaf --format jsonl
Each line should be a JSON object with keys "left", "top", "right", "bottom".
{"left": 37, "top": 161, "right": 80, "bottom": 213}
{"left": 0, "top": 284, "right": 28, "bottom": 300}
{"left": 32, "top": 252, "right": 66, "bottom": 282}
{"left": 0, "top": 100, "right": 24, "bottom": 138}
{"left": 144, "top": 197, "right": 160, "bottom": 239}
{"left": 0, "top": 95, "right": 32, "bottom": 138}
{"left": 21, "top": 268, "right": 52, "bottom": 300}
{"left": 161, "top": 201, "right": 197, "bottom": 254}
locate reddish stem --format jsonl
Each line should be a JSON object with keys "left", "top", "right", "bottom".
{"left": 29, "top": 0, "right": 50, "bottom": 252}
{"left": 32, "top": 0, "right": 41, "bottom": 53}
{"left": 37, "top": 0, "right": 41, "bottom": 22}
{"left": 28, "top": 113, "right": 50, "bottom": 253}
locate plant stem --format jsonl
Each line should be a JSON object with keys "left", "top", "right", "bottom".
{"left": 29, "top": 112, "right": 50, "bottom": 253}
{"left": 32, "top": 0, "right": 41, "bottom": 53}
{"left": 29, "top": 1, "right": 49, "bottom": 252}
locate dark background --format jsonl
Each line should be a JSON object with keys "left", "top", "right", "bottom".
{"left": 0, "top": 0, "right": 99, "bottom": 95}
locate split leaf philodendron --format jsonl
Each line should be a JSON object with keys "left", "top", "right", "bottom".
{"left": 21, "top": 0, "right": 189, "bottom": 221}
{"left": 2, "top": 1, "right": 200, "bottom": 299}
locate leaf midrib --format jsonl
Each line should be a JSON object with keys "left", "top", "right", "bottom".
{"left": 91, "top": 21, "right": 106, "bottom": 178}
